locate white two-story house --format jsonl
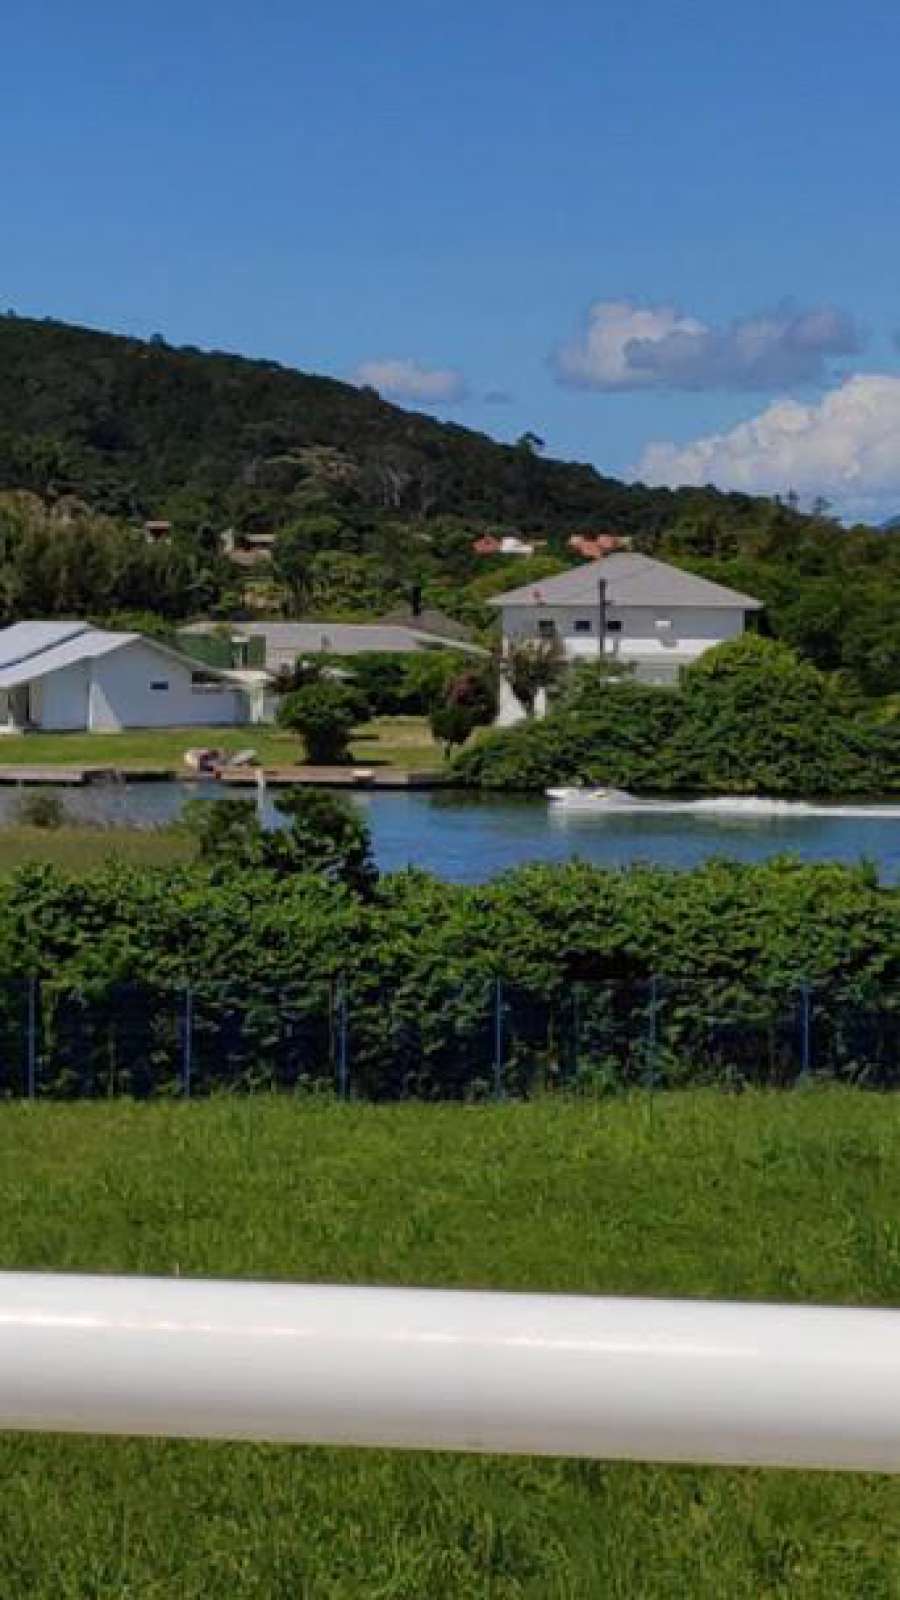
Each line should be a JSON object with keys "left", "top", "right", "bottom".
{"left": 491, "top": 553, "right": 762, "bottom": 720}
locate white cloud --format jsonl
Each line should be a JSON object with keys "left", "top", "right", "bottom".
{"left": 352, "top": 358, "right": 466, "bottom": 403}
{"left": 635, "top": 374, "right": 900, "bottom": 519}
{"left": 553, "top": 299, "right": 863, "bottom": 392}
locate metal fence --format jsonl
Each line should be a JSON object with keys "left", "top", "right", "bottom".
{"left": 2, "top": 975, "right": 900, "bottom": 1099}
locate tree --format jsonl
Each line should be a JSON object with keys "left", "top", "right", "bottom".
{"left": 180, "top": 791, "right": 378, "bottom": 896}
{"left": 277, "top": 680, "right": 366, "bottom": 763}
{"left": 515, "top": 431, "right": 545, "bottom": 455}
{"left": 505, "top": 638, "right": 564, "bottom": 716}
{"left": 269, "top": 789, "right": 378, "bottom": 897}
{"left": 429, "top": 662, "right": 497, "bottom": 753}
{"left": 430, "top": 700, "right": 482, "bottom": 755}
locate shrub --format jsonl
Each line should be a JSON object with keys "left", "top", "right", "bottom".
{"left": 277, "top": 680, "right": 366, "bottom": 763}
{"left": 454, "top": 637, "right": 900, "bottom": 797}
{"left": 15, "top": 790, "right": 66, "bottom": 829}
{"left": 180, "top": 790, "right": 377, "bottom": 897}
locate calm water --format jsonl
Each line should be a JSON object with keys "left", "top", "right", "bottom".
{"left": 5, "top": 780, "right": 900, "bottom": 883}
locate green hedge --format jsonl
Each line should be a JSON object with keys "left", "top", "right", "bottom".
{"left": 1, "top": 854, "right": 898, "bottom": 1097}
{"left": 454, "top": 637, "right": 900, "bottom": 796}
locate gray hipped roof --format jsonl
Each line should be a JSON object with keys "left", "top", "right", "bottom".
{"left": 489, "top": 554, "right": 762, "bottom": 611}
{"left": 182, "top": 620, "right": 485, "bottom": 656}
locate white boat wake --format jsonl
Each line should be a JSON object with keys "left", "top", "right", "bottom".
{"left": 545, "top": 787, "right": 900, "bottom": 820}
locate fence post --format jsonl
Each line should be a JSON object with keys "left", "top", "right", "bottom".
{"left": 799, "top": 980, "right": 812, "bottom": 1081}
{"left": 182, "top": 986, "right": 193, "bottom": 1098}
{"left": 647, "top": 975, "right": 660, "bottom": 1095}
{"left": 571, "top": 984, "right": 580, "bottom": 1084}
{"left": 26, "top": 976, "right": 37, "bottom": 1101}
{"left": 336, "top": 976, "right": 349, "bottom": 1100}
{"left": 493, "top": 978, "right": 504, "bottom": 1100}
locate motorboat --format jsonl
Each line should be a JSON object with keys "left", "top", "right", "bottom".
{"left": 546, "top": 785, "right": 900, "bottom": 820}
{"left": 545, "top": 786, "right": 635, "bottom": 808}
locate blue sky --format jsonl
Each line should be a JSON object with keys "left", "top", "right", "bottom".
{"left": 5, "top": 1, "right": 900, "bottom": 518}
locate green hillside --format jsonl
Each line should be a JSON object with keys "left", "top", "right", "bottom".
{"left": 0, "top": 313, "right": 767, "bottom": 535}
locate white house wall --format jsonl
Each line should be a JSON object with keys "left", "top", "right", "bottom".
{"left": 35, "top": 660, "right": 90, "bottom": 730}
{"left": 500, "top": 603, "right": 747, "bottom": 664}
{"left": 85, "top": 641, "right": 246, "bottom": 730}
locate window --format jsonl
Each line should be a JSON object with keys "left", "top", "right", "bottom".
{"left": 573, "top": 619, "right": 592, "bottom": 634}
{"left": 150, "top": 680, "right": 169, "bottom": 692}
{"left": 654, "top": 617, "right": 673, "bottom": 630}
{"left": 606, "top": 619, "right": 623, "bottom": 633}
{"left": 537, "top": 620, "right": 557, "bottom": 640}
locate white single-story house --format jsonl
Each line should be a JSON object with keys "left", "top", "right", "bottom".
{"left": 181, "top": 620, "right": 485, "bottom": 674}
{"left": 0, "top": 622, "right": 263, "bottom": 732}
{"left": 492, "top": 554, "right": 762, "bottom": 685}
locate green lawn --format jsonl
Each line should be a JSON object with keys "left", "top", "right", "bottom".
{"left": 0, "top": 717, "right": 443, "bottom": 771}
{"left": 3, "top": 1092, "right": 900, "bottom": 1596}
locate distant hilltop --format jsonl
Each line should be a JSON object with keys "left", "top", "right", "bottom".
{"left": 0, "top": 313, "right": 816, "bottom": 537}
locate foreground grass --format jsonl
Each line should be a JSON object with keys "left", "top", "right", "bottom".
{"left": 0, "top": 716, "right": 444, "bottom": 771}
{"left": 3, "top": 1091, "right": 900, "bottom": 1597}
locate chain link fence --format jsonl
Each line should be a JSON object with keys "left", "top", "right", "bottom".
{"left": 2, "top": 975, "right": 900, "bottom": 1099}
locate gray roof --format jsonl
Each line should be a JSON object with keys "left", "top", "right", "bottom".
{"left": 0, "top": 622, "right": 241, "bottom": 691}
{"left": 0, "top": 621, "right": 91, "bottom": 670}
{"left": 488, "top": 554, "right": 762, "bottom": 611}
{"left": 183, "top": 621, "right": 483, "bottom": 656}
{"left": 0, "top": 625, "right": 130, "bottom": 690}
{"left": 377, "top": 607, "right": 473, "bottom": 643}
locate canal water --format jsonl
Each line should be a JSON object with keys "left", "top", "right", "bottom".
{"left": 4, "top": 780, "right": 900, "bottom": 883}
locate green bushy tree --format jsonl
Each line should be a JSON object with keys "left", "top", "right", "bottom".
{"left": 277, "top": 680, "right": 367, "bottom": 763}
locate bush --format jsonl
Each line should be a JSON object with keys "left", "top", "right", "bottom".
{"left": 277, "top": 680, "right": 367, "bottom": 763}
{"left": 429, "top": 662, "right": 498, "bottom": 751}
{"left": 1, "top": 854, "right": 898, "bottom": 1097}
{"left": 297, "top": 651, "right": 471, "bottom": 716}
{"left": 180, "top": 790, "right": 377, "bottom": 896}
{"left": 15, "top": 790, "right": 66, "bottom": 829}
{"left": 453, "top": 637, "right": 900, "bottom": 797}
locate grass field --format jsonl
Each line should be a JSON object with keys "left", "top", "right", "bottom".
{"left": 0, "top": 716, "right": 443, "bottom": 771}
{"left": 4, "top": 1091, "right": 900, "bottom": 1596}
{"left": 0, "top": 823, "right": 191, "bottom": 871}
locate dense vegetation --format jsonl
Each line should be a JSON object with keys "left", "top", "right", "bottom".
{"left": 2, "top": 827, "right": 898, "bottom": 1095}
{"left": 5, "top": 1092, "right": 900, "bottom": 1596}
{"left": 0, "top": 314, "right": 763, "bottom": 536}
{"left": 455, "top": 637, "right": 900, "bottom": 796}
{"left": 657, "top": 509, "right": 900, "bottom": 695}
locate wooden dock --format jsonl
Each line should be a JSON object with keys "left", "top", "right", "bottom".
{"left": 0, "top": 763, "right": 448, "bottom": 790}
{"left": 0, "top": 765, "right": 176, "bottom": 786}
{"left": 217, "top": 766, "right": 448, "bottom": 790}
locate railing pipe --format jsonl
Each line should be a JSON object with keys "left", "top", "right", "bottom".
{"left": 3, "top": 1274, "right": 900, "bottom": 1471}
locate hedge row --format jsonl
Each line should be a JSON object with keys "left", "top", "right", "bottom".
{"left": 1, "top": 854, "right": 898, "bottom": 1097}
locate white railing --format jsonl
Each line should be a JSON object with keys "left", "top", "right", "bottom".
{"left": 2, "top": 1272, "right": 899, "bottom": 1472}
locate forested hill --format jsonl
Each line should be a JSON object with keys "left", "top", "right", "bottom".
{"left": 0, "top": 314, "right": 763, "bottom": 535}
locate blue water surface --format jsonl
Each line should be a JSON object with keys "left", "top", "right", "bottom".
{"left": 8, "top": 781, "right": 899, "bottom": 884}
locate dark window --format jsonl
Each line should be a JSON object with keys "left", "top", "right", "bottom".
{"left": 538, "top": 619, "right": 557, "bottom": 640}
{"left": 573, "top": 619, "right": 592, "bottom": 634}
{"left": 606, "top": 619, "right": 623, "bottom": 633}
{"left": 150, "top": 680, "right": 169, "bottom": 692}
